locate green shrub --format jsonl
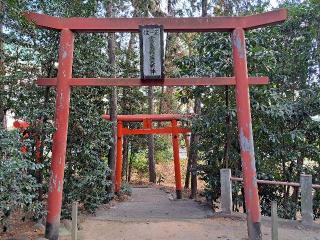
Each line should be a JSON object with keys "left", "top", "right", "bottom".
{"left": 131, "top": 150, "right": 148, "bottom": 178}
{"left": 120, "top": 182, "right": 132, "bottom": 196}
{"left": 0, "top": 128, "right": 45, "bottom": 229}
{"left": 61, "top": 111, "right": 113, "bottom": 218}
{"left": 155, "top": 135, "right": 172, "bottom": 163}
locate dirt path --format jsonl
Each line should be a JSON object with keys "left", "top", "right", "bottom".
{"left": 79, "top": 187, "right": 320, "bottom": 240}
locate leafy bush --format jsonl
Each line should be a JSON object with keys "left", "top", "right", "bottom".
{"left": 120, "top": 182, "right": 132, "bottom": 196}
{"left": 176, "top": 2, "right": 320, "bottom": 220}
{"left": 61, "top": 104, "right": 113, "bottom": 218}
{"left": 0, "top": 128, "right": 45, "bottom": 229}
{"left": 131, "top": 150, "right": 149, "bottom": 179}
{"left": 155, "top": 135, "right": 173, "bottom": 163}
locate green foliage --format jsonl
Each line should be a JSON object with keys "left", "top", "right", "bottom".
{"left": 155, "top": 135, "right": 173, "bottom": 163}
{"left": 62, "top": 95, "right": 113, "bottom": 218}
{"left": 2, "top": 0, "right": 116, "bottom": 223}
{"left": 176, "top": 1, "right": 320, "bottom": 219}
{"left": 120, "top": 182, "right": 132, "bottom": 196}
{"left": 131, "top": 150, "right": 149, "bottom": 178}
{"left": 0, "top": 128, "right": 45, "bottom": 228}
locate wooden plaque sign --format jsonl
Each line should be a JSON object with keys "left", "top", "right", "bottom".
{"left": 139, "top": 25, "right": 164, "bottom": 80}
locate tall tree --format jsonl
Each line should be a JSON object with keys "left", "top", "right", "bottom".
{"left": 145, "top": 0, "right": 166, "bottom": 183}
{"left": 188, "top": 0, "right": 208, "bottom": 199}
{"left": 147, "top": 87, "right": 156, "bottom": 182}
{"left": 105, "top": 0, "right": 118, "bottom": 193}
{"left": 0, "top": 1, "right": 5, "bottom": 126}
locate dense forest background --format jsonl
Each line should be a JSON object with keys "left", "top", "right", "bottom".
{"left": 0, "top": 0, "right": 319, "bottom": 232}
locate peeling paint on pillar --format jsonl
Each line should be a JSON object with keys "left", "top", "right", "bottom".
{"left": 45, "top": 29, "right": 74, "bottom": 240}
{"left": 239, "top": 128, "right": 253, "bottom": 153}
{"left": 57, "top": 180, "right": 63, "bottom": 192}
{"left": 233, "top": 28, "right": 262, "bottom": 240}
{"left": 49, "top": 172, "right": 58, "bottom": 192}
{"left": 62, "top": 50, "right": 67, "bottom": 59}
{"left": 232, "top": 30, "right": 245, "bottom": 59}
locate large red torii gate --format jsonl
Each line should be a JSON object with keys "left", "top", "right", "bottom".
{"left": 26, "top": 9, "right": 287, "bottom": 240}
{"left": 102, "top": 114, "right": 191, "bottom": 199}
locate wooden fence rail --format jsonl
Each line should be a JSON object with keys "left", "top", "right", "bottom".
{"left": 220, "top": 169, "right": 318, "bottom": 226}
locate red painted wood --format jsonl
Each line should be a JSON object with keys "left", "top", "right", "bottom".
{"left": 102, "top": 114, "right": 191, "bottom": 122}
{"left": 115, "top": 121, "right": 123, "bottom": 193}
{"left": 171, "top": 120, "right": 182, "bottom": 199}
{"left": 25, "top": 9, "right": 287, "bottom": 32}
{"left": 45, "top": 29, "right": 74, "bottom": 240}
{"left": 13, "top": 120, "right": 30, "bottom": 129}
{"left": 122, "top": 127, "right": 191, "bottom": 136}
{"left": 37, "top": 76, "right": 269, "bottom": 87}
{"left": 13, "top": 120, "right": 31, "bottom": 153}
{"left": 232, "top": 28, "right": 261, "bottom": 239}
{"left": 244, "top": 9, "right": 288, "bottom": 30}
{"left": 103, "top": 114, "right": 190, "bottom": 198}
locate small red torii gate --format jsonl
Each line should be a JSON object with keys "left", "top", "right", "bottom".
{"left": 102, "top": 114, "right": 191, "bottom": 199}
{"left": 25, "top": 9, "right": 287, "bottom": 240}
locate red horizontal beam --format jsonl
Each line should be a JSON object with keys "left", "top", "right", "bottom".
{"left": 244, "top": 9, "right": 288, "bottom": 30}
{"left": 122, "top": 127, "right": 191, "bottom": 136}
{"left": 37, "top": 77, "right": 268, "bottom": 87}
{"left": 103, "top": 114, "right": 191, "bottom": 122}
{"left": 25, "top": 9, "right": 287, "bottom": 32}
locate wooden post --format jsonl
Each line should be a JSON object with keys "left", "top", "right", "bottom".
{"left": 45, "top": 29, "right": 74, "bottom": 240}
{"left": 271, "top": 201, "right": 278, "bottom": 240}
{"left": 72, "top": 202, "right": 78, "bottom": 240}
{"left": 220, "top": 169, "right": 232, "bottom": 213}
{"left": 171, "top": 119, "right": 182, "bottom": 199}
{"left": 232, "top": 28, "right": 262, "bottom": 240}
{"left": 115, "top": 121, "right": 123, "bottom": 193}
{"left": 300, "top": 174, "right": 313, "bottom": 225}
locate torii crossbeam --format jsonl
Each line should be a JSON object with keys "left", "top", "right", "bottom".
{"left": 26, "top": 9, "right": 287, "bottom": 240}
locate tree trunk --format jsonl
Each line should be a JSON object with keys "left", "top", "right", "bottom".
{"left": 189, "top": 98, "right": 201, "bottom": 199}
{"left": 121, "top": 9, "right": 137, "bottom": 173}
{"left": 201, "top": 0, "right": 208, "bottom": 17}
{"left": 223, "top": 86, "right": 231, "bottom": 168}
{"left": 157, "top": 86, "right": 164, "bottom": 128}
{"left": 106, "top": 0, "right": 118, "bottom": 193}
{"left": 148, "top": 86, "right": 156, "bottom": 183}
{"left": 161, "top": 0, "right": 176, "bottom": 114}
{"left": 184, "top": 133, "right": 191, "bottom": 189}
{"left": 189, "top": 0, "right": 207, "bottom": 199}
{"left": 122, "top": 136, "right": 129, "bottom": 178}
{"left": 128, "top": 145, "right": 136, "bottom": 183}
{"left": 0, "top": 2, "right": 6, "bottom": 127}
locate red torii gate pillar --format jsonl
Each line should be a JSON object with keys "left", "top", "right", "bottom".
{"left": 171, "top": 119, "right": 183, "bottom": 198}
{"left": 115, "top": 120, "right": 123, "bottom": 194}
{"left": 104, "top": 114, "right": 191, "bottom": 199}
{"left": 233, "top": 28, "right": 261, "bottom": 236}
{"left": 46, "top": 29, "right": 74, "bottom": 238}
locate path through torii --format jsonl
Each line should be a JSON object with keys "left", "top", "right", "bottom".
{"left": 26, "top": 9, "right": 287, "bottom": 240}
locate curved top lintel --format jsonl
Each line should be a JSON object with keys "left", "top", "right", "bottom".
{"left": 25, "top": 8, "right": 287, "bottom": 32}
{"left": 244, "top": 8, "right": 288, "bottom": 30}
{"left": 25, "top": 12, "right": 64, "bottom": 30}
